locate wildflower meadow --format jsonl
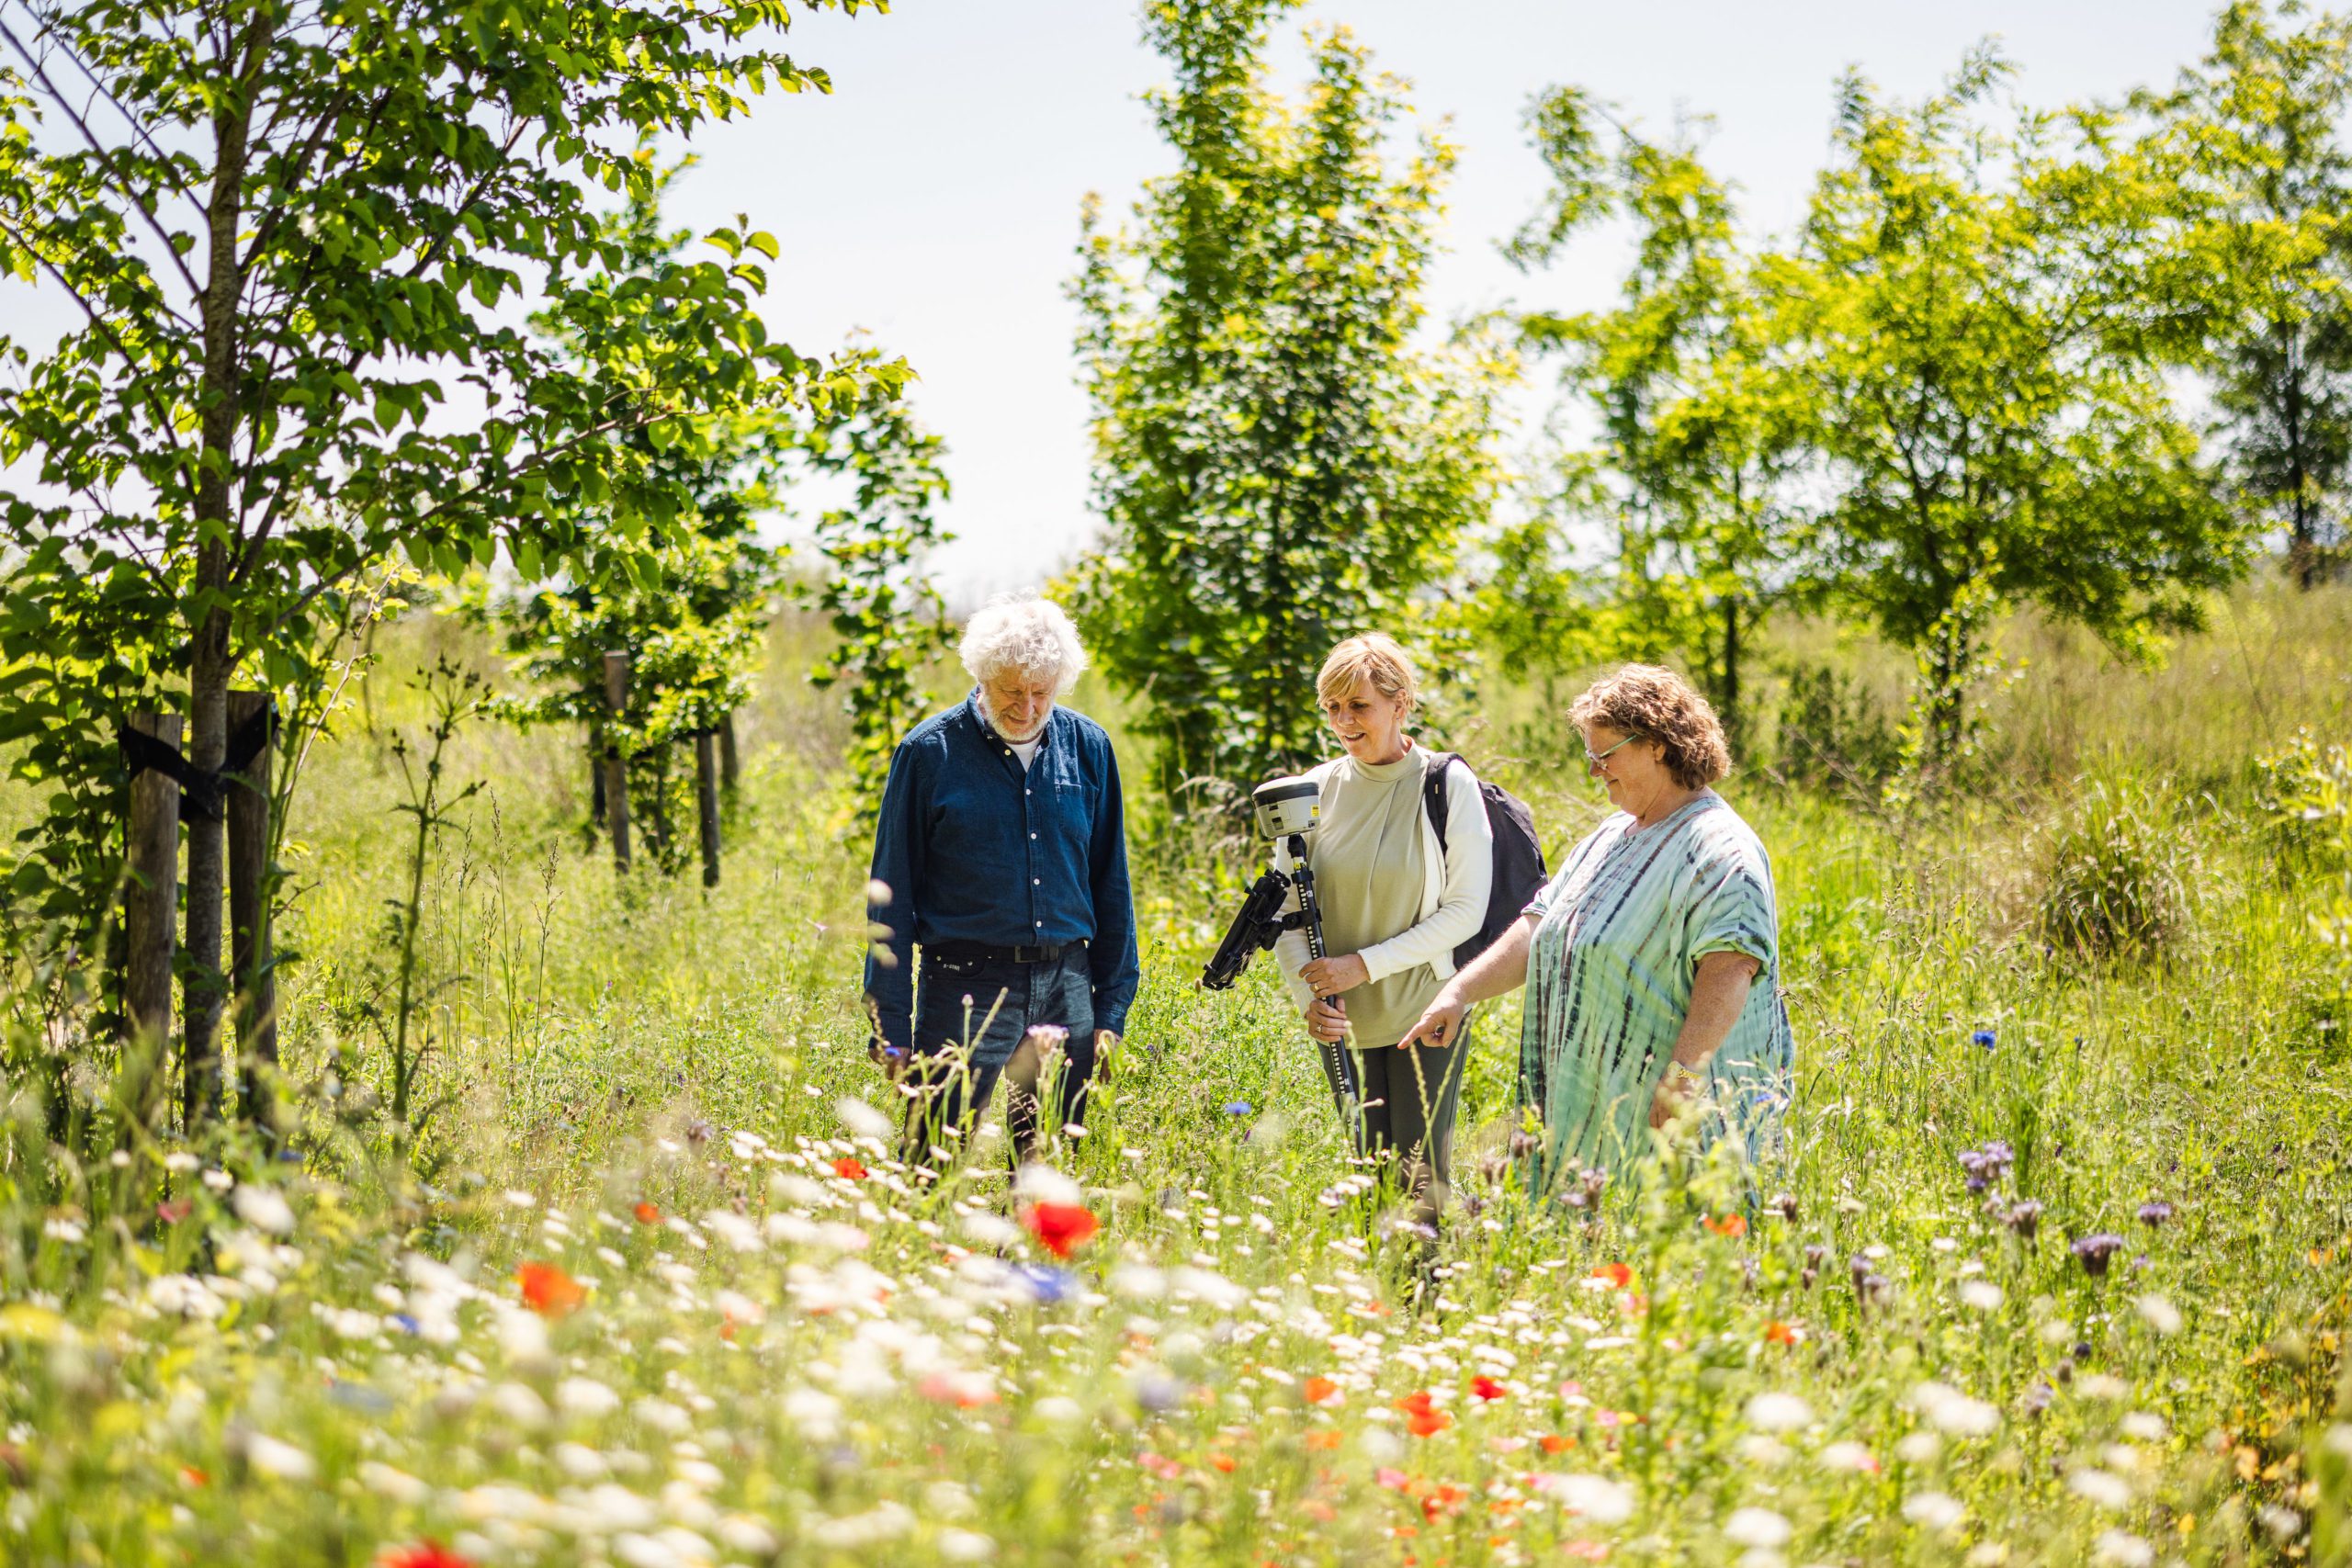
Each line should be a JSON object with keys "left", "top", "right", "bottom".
{"left": 2, "top": 592, "right": 2348, "bottom": 1568}
{"left": 5, "top": 0, "right": 2352, "bottom": 1563}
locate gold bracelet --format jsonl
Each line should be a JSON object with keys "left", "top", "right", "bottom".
{"left": 1667, "top": 1060, "right": 1702, "bottom": 1085}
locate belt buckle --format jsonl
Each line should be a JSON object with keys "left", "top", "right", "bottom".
{"left": 1013, "top": 943, "right": 1045, "bottom": 964}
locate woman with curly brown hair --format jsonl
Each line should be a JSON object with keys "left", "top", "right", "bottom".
{"left": 1401, "top": 665, "right": 1793, "bottom": 1186}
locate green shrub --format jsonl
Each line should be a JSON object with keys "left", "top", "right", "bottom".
{"left": 2033, "top": 777, "right": 2195, "bottom": 962}
{"left": 1771, "top": 661, "right": 1902, "bottom": 797}
{"left": 2254, "top": 727, "right": 2352, "bottom": 875}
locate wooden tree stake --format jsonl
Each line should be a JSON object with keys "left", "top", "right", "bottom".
{"left": 603, "top": 651, "right": 631, "bottom": 872}
{"left": 122, "top": 711, "right": 181, "bottom": 1135}
{"left": 695, "top": 729, "right": 722, "bottom": 887}
{"left": 226, "top": 690, "right": 277, "bottom": 1141}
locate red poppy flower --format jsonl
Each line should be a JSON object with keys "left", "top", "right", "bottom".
{"left": 1020, "top": 1201, "right": 1099, "bottom": 1258}
{"left": 1539, "top": 1434, "right": 1575, "bottom": 1455}
{"left": 1305, "top": 1429, "right": 1343, "bottom": 1451}
{"left": 831, "top": 1156, "right": 869, "bottom": 1181}
{"left": 632, "top": 1201, "right": 661, "bottom": 1224}
{"left": 1210, "top": 1452, "right": 1238, "bottom": 1473}
{"left": 1763, "top": 1319, "right": 1798, "bottom": 1346}
{"left": 178, "top": 1465, "right": 208, "bottom": 1488}
{"left": 1394, "top": 1390, "right": 1452, "bottom": 1437}
{"left": 1302, "top": 1375, "right": 1340, "bottom": 1405}
{"left": 515, "top": 1261, "right": 584, "bottom": 1318}
{"left": 1589, "top": 1262, "right": 1633, "bottom": 1289}
{"left": 379, "top": 1544, "right": 475, "bottom": 1568}
{"left": 1703, "top": 1213, "right": 1748, "bottom": 1238}
{"left": 917, "top": 1371, "right": 997, "bottom": 1408}
{"left": 1471, "top": 1376, "right": 1508, "bottom": 1402}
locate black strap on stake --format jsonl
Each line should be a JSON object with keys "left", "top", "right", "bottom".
{"left": 117, "top": 703, "right": 278, "bottom": 822}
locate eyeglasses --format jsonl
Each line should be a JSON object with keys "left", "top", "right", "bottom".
{"left": 1584, "top": 733, "right": 1644, "bottom": 770}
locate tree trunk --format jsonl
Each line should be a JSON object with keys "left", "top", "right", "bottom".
{"left": 227, "top": 690, "right": 277, "bottom": 1143}
{"left": 184, "top": 33, "right": 263, "bottom": 1133}
{"left": 718, "top": 713, "right": 740, "bottom": 798}
{"left": 1928, "top": 618, "right": 1970, "bottom": 773}
{"left": 648, "top": 744, "right": 674, "bottom": 863}
{"left": 695, "top": 730, "right": 722, "bottom": 888}
{"left": 1720, "top": 594, "right": 1742, "bottom": 756}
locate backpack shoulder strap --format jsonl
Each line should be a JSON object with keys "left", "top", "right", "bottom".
{"left": 1421, "top": 750, "right": 1457, "bottom": 853}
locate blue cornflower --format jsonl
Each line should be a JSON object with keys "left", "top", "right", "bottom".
{"left": 390, "top": 1312, "right": 421, "bottom": 1336}
{"left": 1012, "top": 1263, "right": 1074, "bottom": 1304}
{"left": 1971, "top": 1028, "right": 1997, "bottom": 1049}
{"left": 1223, "top": 1100, "right": 1253, "bottom": 1117}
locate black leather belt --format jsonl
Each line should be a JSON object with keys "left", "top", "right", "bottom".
{"left": 925, "top": 939, "right": 1085, "bottom": 964}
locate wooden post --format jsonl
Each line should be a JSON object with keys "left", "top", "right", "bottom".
{"left": 123, "top": 712, "right": 181, "bottom": 1135}
{"left": 226, "top": 690, "right": 277, "bottom": 1140}
{"left": 602, "top": 651, "right": 631, "bottom": 872}
{"left": 695, "top": 729, "right": 722, "bottom": 888}
{"left": 718, "top": 712, "right": 740, "bottom": 798}
{"left": 588, "top": 737, "right": 605, "bottom": 839}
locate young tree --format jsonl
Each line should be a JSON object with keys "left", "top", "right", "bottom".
{"left": 2149, "top": 0, "right": 2352, "bottom": 588}
{"left": 1792, "top": 51, "right": 2248, "bottom": 768}
{"left": 798, "top": 354, "right": 954, "bottom": 812}
{"left": 1509, "top": 89, "right": 1816, "bottom": 748}
{"left": 484, "top": 152, "right": 795, "bottom": 873}
{"left": 1070, "top": 0, "right": 1504, "bottom": 805}
{"left": 0, "top": 0, "right": 892, "bottom": 1125}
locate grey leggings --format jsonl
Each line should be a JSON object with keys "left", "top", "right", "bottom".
{"left": 1320, "top": 1027, "right": 1467, "bottom": 1231}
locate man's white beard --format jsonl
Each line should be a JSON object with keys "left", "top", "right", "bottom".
{"left": 979, "top": 692, "right": 1050, "bottom": 745}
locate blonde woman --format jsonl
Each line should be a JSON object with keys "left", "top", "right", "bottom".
{"left": 1273, "top": 635, "right": 1494, "bottom": 1232}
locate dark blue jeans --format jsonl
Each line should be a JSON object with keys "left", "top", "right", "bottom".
{"left": 903, "top": 944, "right": 1097, "bottom": 1164}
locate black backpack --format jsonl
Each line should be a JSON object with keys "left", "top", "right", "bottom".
{"left": 1421, "top": 752, "right": 1549, "bottom": 969}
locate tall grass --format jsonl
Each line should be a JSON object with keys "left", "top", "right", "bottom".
{"left": 0, "top": 584, "right": 2346, "bottom": 1565}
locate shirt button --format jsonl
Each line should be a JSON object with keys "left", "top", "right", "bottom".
{"left": 1033, "top": 878, "right": 1040, "bottom": 886}
{"left": 1035, "top": 920, "right": 1043, "bottom": 928}
{"left": 1030, "top": 832, "right": 1037, "bottom": 840}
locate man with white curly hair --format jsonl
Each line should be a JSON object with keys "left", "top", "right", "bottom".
{"left": 863, "top": 594, "right": 1138, "bottom": 1164}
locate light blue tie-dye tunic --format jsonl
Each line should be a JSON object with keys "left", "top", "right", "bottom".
{"left": 1518, "top": 793, "right": 1794, "bottom": 1188}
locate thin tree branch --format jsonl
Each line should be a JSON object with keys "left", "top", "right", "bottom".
{"left": 0, "top": 211, "right": 190, "bottom": 463}
{"left": 0, "top": 14, "right": 208, "bottom": 306}
{"left": 240, "top": 405, "right": 652, "bottom": 630}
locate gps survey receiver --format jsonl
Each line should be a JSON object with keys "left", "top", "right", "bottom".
{"left": 1199, "top": 774, "right": 1360, "bottom": 1108}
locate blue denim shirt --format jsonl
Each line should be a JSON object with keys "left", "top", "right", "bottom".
{"left": 863, "top": 693, "right": 1139, "bottom": 1055}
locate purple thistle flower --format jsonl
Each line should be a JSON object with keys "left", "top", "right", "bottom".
{"left": 2136, "top": 1200, "right": 2174, "bottom": 1228}
{"left": 2004, "top": 1200, "right": 2043, "bottom": 1241}
{"left": 2071, "top": 1233, "right": 2127, "bottom": 1277}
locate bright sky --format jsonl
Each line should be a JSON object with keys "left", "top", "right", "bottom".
{"left": 672, "top": 0, "right": 2229, "bottom": 604}
{"left": 0, "top": 0, "right": 2232, "bottom": 604}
